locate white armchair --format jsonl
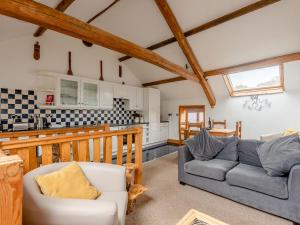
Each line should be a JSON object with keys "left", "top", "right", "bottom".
{"left": 23, "top": 162, "right": 128, "bottom": 225}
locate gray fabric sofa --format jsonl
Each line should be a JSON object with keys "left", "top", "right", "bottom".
{"left": 178, "top": 139, "right": 300, "bottom": 224}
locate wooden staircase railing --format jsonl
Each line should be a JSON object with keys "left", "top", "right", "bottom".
{"left": 0, "top": 125, "right": 144, "bottom": 224}
{"left": 0, "top": 126, "right": 143, "bottom": 184}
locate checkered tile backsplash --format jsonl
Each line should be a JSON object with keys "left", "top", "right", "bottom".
{"left": 0, "top": 88, "right": 136, "bottom": 131}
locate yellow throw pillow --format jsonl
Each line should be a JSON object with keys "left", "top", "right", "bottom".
{"left": 35, "top": 162, "right": 101, "bottom": 199}
{"left": 283, "top": 128, "right": 298, "bottom": 136}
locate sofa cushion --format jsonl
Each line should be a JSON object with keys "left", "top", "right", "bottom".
{"left": 226, "top": 163, "right": 288, "bottom": 199}
{"left": 215, "top": 136, "right": 239, "bottom": 161}
{"left": 185, "top": 129, "right": 225, "bottom": 161}
{"left": 258, "top": 134, "right": 300, "bottom": 176}
{"left": 184, "top": 159, "right": 238, "bottom": 181}
{"left": 237, "top": 139, "right": 263, "bottom": 167}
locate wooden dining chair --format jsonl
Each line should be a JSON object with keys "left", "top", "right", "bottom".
{"left": 235, "top": 121, "right": 242, "bottom": 138}
{"left": 187, "top": 122, "right": 202, "bottom": 138}
{"left": 212, "top": 120, "right": 227, "bottom": 129}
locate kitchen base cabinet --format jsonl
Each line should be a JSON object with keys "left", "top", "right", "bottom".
{"left": 160, "top": 123, "right": 169, "bottom": 142}
{"left": 149, "top": 123, "right": 160, "bottom": 144}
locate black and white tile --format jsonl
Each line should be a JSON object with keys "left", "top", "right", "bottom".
{"left": 0, "top": 88, "right": 136, "bottom": 131}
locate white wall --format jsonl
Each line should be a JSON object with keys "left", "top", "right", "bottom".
{"left": 161, "top": 61, "right": 300, "bottom": 140}
{"left": 0, "top": 31, "right": 141, "bottom": 91}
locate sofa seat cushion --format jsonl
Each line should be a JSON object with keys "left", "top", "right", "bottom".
{"left": 226, "top": 163, "right": 288, "bottom": 199}
{"left": 184, "top": 159, "right": 238, "bottom": 181}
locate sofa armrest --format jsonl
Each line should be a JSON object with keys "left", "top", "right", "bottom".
{"left": 178, "top": 145, "right": 193, "bottom": 182}
{"left": 288, "top": 164, "right": 300, "bottom": 202}
{"left": 24, "top": 194, "right": 118, "bottom": 225}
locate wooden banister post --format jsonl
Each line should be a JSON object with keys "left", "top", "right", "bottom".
{"left": 104, "top": 136, "right": 112, "bottom": 163}
{"left": 0, "top": 154, "right": 23, "bottom": 225}
{"left": 134, "top": 127, "right": 143, "bottom": 184}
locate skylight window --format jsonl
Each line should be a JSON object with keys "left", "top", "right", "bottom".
{"left": 223, "top": 64, "right": 284, "bottom": 96}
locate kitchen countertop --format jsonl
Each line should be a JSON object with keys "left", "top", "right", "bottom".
{"left": 0, "top": 122, "right": 149, "bottom": 133}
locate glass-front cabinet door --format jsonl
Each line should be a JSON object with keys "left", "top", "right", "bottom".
{"left": 58, "top": 77, "right": 80, "bottom": 107}
{"left": 81, "top": 80, "right": 99, "bottom": 108}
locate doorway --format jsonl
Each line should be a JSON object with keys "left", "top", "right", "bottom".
{"left": 179, "top": 105, "right": 205, "bottom": 143}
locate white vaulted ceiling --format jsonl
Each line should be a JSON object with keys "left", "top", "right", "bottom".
{"left": 0, "top": 0, "right": 300, "bottom": 100}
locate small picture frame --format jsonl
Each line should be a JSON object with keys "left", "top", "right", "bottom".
{"left": 45, "top": 94, "right": 54, "bottom": 105}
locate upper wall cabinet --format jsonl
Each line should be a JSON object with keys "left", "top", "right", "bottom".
{"left": 57, "top": 76, "right": 81, "bottom": 108}
{"left": 124, "top": 86, "right": 143, "bottom": 111}
{"left": 80, "top": 78, "right": 99, "bottom": 109}
{"left": 99, "top": 81, "right": 114, "bottom": 110}
{"left": 113, "top": 83, "right": 129, "bottom": 99}
{"left": 36, "top": 72, "right": 144, "bottom": 110}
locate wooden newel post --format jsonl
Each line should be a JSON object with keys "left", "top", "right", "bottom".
{"left": 134, "top": 127, "right": 143, "bottom": 184}
{"left": 0, "top": 153, "right": 23, "bottom": 225}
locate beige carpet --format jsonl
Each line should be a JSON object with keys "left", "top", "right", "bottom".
{"left": 125, "top": 152, "right": 292, "bottom": 225}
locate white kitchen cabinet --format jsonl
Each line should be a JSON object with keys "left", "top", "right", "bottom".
{"left": 143, "top": 88, "right": 160, "bottom": 123}
{"left": 81, "top": 79, "right": 99, "bottom": 108}
{"left": 160, "top": 123, "right": 169, "bottom": 142}
{"left": 125, "top": 87, "right": 144, "bottom": 111}
{"left": 37, "top": 72, "right": 145, "bottom": 110}
{"left": 136, "top": 87, "right": 144, "bottom": 110}
{"left": 113, "top": 83, "right": 129, "bottom": 99}
{"left": 57, "top": 76, "right": 81, "bottom": 108}
{"left": 149, "top": 122, "right": 160, "bottom": 143}
{"left": 143, "top": 88, "right": 160, "bottom": 144}
{"left": 141, "top": 123, "right": 149, "bottom": 145}
{"left": 99, "top": 81, "right": 114, "bottom": 110}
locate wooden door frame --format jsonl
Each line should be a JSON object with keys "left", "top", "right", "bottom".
{"left": 178, "top": 105, "right": 206, "bottom": 144}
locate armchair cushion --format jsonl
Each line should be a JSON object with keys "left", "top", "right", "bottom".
{"left": 35, "top": 162, "right": 100, "bottom": 199}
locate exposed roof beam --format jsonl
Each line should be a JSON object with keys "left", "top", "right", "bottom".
{"left": 143, "top": 76, "right": 185, "bottom": 87}
{"left": 33, "top": 0, "right": 75, "bottom": 37}
{"left": 205, "top": 52, "right": 300, "bottom": 77}
{"left": 143, "top": 52, "right": 300, "bottom": 86}
{"left": 0, "top": 0, "right": 198, "bottom": 82}
{"left": 86, "top": 0, "right": 119, "bottom": 24}
{"left": 83, "top": 0, "right": 120, "bottom": 47}
{"left": 155, "top": 0, "right": 216, "bottom": 107}
{"left": 119, "top": 0, "right": 281, "bottom": 62}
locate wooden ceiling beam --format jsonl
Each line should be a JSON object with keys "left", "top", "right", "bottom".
{"left": 86, "top": 0, "right": 119, "bottom": 24}
{"left": 142, "top": 52, "right": 300, "bottom": 86}
{"left": 205, "top": 52, "right": 300, "bottom": 77}
{"left": 0, "top": 0, "right": 198, "bottom": 82}
{"left": 143, "top": 76, "right": 186, "bottom": 87}
{"left": 119, "top": 0, "right": 281, "bottom": 62}
{"left": 155, "top": 0, "right": 216, "bottom": 107}
{"left": 33, "top": 0, "right": 75, "bottom": 37}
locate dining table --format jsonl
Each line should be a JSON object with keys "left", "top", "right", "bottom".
{"left": 208, "top": 128, "right": 236, "bottom": 137}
